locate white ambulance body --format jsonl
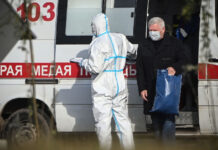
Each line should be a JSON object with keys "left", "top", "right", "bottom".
{"left": 0, "top": 0, "right": 217, "bottom": 142}
{"left": 0, "top": 0, "right": 145, "bottom": 135}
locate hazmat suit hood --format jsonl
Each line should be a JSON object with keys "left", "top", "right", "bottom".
{"left": 91, "top": 13, "right": 109, "bottom": 37}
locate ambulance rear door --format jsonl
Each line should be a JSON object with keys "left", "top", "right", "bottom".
{"left": 198, "top": 0, "right": 218, "bottom": 134}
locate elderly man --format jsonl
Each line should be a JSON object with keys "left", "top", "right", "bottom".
{"left": 136, "top": 17, "right": 187, "bottom": 141}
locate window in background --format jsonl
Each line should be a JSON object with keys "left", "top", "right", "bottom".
{"left": 65, "top": 0, "right": 102, "bottom": 36}
{"left": 106, "top": 0, "right": 136, "bottom": 36}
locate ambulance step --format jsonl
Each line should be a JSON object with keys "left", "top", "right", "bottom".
{"left": 145, "top": 112, "right": 199, "bottom": 125}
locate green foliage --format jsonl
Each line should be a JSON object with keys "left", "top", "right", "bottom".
{"left": 182, "top": 0, "right": 201, "bottom": 20}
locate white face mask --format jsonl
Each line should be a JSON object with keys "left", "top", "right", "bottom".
{"left": 149, "top": 31, "right": 161, "bottom": 41}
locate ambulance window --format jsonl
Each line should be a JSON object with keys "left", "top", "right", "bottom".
{"left": 106, "top": 0, "right": 136, "bottom": 36}
{"left": 56, "top": 0, "right": 139, "bottom": 44}
{"left": 65, "top": 0, "right": 101, "bottom": 36}
{"left": 216, "top": 0, "right": 218, "bottom": 37}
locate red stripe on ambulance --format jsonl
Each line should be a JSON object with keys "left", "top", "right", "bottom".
{"left": 198, "top": 64, "right": 206, "bottom": 79}
{"left": 207, "top": 64, "right": 218, "bottom": 79}
{"left": 0, "top": 63, "right": 136, "bottom": 79}
{"left": 198, "top": 63, "right": 218, "bottom": 80}
{"left": 0, "top": 63, "right": 28, "bottom": 78}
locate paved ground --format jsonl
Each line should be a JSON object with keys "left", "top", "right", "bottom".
{"left": 1, "top": 131, "right": 218, "bottom": 150}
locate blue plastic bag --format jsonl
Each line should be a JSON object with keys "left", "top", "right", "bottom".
{"left": 150, "top": 69, "right": 182, "bottom": 115}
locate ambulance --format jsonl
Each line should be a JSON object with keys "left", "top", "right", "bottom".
{"left": 0, "top": 0, "right": 217, "bottom": 145}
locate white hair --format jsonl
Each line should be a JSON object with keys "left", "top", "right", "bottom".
{"left": 148, "top": 17, "right": 165, "bottom": 28}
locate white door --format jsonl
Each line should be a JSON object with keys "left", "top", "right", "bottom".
{"left": 198, "top": 0, "right": 218, "bottom": 134}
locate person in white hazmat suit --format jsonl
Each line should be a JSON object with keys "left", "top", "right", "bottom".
{"left": 70, "top": 13, "right": 136, "bottom": 150}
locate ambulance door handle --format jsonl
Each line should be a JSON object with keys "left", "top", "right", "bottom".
{"left": 208, "top": 58, "right": 218, "bottom": 63}
{"left": 25, "top": 79, "right": 59, "bottom": 84}
{"left": 131, "top": 12, "right": 135, "bottom": 18}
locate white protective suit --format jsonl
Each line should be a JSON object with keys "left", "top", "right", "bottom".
{"left": 81, "top": 13, "right": 136, "bottom": 150}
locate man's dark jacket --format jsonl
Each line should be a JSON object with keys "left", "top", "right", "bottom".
{"left": 136, "top": 34, "right": 188, "bottom": 114}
